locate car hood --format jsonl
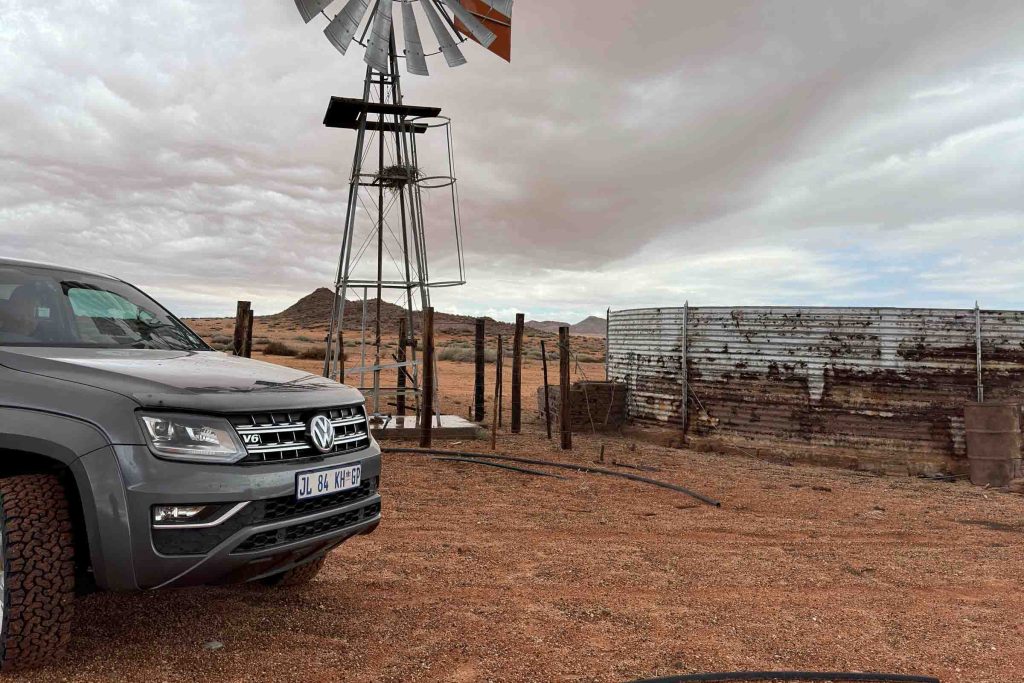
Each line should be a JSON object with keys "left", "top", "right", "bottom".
{"left": 0, "top": 347, "right": 363, "bottom": 413}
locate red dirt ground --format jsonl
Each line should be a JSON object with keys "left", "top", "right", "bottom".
{"left": 12, "top": 333, "right": 1024, "bottom": 683}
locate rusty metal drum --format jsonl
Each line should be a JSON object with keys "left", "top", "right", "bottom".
{"left": 964, "top": 402, "right": 1022, "bottom": 487}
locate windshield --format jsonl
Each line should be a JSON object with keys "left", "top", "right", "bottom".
{"left": 0, "top": 264, "right": 209, "bottom": 351}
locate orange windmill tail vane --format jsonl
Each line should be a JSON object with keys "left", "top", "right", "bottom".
{"left": 454, "top": 0, "right": 513, "bottom": 62}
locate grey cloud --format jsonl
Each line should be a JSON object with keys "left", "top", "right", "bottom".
{"left": 1, "top": 1, "right": 1023, "bottom": 318}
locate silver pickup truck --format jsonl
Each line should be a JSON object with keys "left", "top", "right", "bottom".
{"left": 0, "top": 257, "right": 382, "bottom": 670}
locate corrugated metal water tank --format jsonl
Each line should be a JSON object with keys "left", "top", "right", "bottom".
{"left": 607, "top": 306, "right": 1024, "bottom": 474}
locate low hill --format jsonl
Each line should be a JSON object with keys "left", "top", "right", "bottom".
{"left": 526, "top": 316, "right": 606, "bottom": 337}
{"left": 525, "top": 320, "right": 569, "bottom": 334}
{"left": 265, "top": 288, "right": 606, "bottom": 341}
{"left": 572, "top": 315, "right": 607, "bottom": 336}
{"left": 268, "top": 288, "right": 521, "bottom": 336}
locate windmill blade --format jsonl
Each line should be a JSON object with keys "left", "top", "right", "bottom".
{"left": 477, "top": 0, "right": 513, "bottom": 18}
{"left": 324, "top": 0, "right": 371, "bottom": 55}
{"left": 402, "top": 2, "right": 429, "bottom": 76}
{"left": 364, "top": 0, "right": 393, "bottom": 73}
{"left": 295, "top": 0, "right": 336, "bottom": 24}
{"left": 440, "top": 0, "right": 496, "bottom": 48}
{"left": 420, "top": 0, "right": 467, "bottom": 68}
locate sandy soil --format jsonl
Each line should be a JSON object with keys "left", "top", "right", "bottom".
{"left": 12, "top": 326, "right": 1024, "bottom": 683}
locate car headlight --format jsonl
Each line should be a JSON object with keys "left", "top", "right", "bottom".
{"left": 138, "top": 412, "right": 247, "bottom": 464}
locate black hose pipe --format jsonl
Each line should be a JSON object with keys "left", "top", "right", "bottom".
{"left": 429, "top": 456, "right": 568, "bottom": 480}
{"left": 383, "top": 448, "right": 721, "bottom": 508}
{"left": 627, "top": 672, "right": 939, "bottom": 683}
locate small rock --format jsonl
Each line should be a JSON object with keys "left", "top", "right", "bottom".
{"left": 203, "top": 641, "right": 224, "bottom": 651}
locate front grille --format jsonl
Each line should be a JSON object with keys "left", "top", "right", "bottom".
{"left": 230, "top": 405, "right": 370, "bottom": 464}
{"left": 233, "top": 502, "right": 381, "bottom": 554}
{"left": 256, "top": 478, "right": 377, "bottom": 522}
{"left": 153, "top": 476, "right": 378, "bottom": 557}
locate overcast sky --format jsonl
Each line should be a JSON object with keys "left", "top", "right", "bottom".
{"left": 2, "top": 1, "right": 1023, "bottom": 321}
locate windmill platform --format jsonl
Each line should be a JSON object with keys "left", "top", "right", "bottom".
{"left": 370, "top": 414, "right": 485, "bottom": 441}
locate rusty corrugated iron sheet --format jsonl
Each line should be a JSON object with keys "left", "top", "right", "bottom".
{"left": 607, "top": 306, "right": 1024, "bottom": 473}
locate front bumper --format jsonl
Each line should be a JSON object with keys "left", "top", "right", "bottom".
{"left": 79, "top": 443, "right": 381, "bottom": 590}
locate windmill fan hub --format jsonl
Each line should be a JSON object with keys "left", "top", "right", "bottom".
{"left": 294, "top": 0, "right": 513, "bottom": 75}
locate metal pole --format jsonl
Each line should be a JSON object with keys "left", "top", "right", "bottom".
{"left": 325, "top": 65, "right": 374, "bottom": 380}
{"left": 975, "top": 301, "right": 984, "bottom": 403}
{"left": 397, "top": 318, "right": 407, "bottom": 416}
{"left": 605, "top": 307, "right": 610, "bottom": 381}
{"left": 360, "top": 288, "right": 368, "bottom": 389}
{"left": 389, "top": 38, "right": 419, "bottom": 417}
{"left": 372, "top": 65, "right": 386, "bottom": 416}
{"left": 682, "top": 301, "right": 689, "bottom": 436}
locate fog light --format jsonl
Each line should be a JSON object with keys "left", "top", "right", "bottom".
{"left": 153, "top": 505, "right": 209, "bottom": 524}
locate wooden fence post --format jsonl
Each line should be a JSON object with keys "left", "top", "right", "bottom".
{"left": 559, "top": 326, "right": 572, "bottom": 450}
{"left": 397, "top": 318, "right": 407, "bottom": 416}
{"left": 232, "top": 301, "right": 251, "bottom": 356}
{"left": 243, "top": 309, "right": 254, "bottom": 358}
{"left": 541, "top": 339, "right": 552, "bottom": 440}
{"left": 497, "top": 336, "right": 505, "bottom": 429}
{"left": 474, "top": 318, "right": 486, "bottom": 422}
{"left": 491, "top": 334, "right": 503, "bottom": 449}
{"left": 511, "top": 313, "right": 524, "bottom": 434}
{"left": 419, "top": 307, "right": 435, "bottom": 447}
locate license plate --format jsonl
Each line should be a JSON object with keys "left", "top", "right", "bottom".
{"left": 296, "top": 463, "right": 361, "bottom": 501}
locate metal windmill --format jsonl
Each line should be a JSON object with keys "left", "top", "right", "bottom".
{"left": 292, "top": 0, "right": 513, "bottom": 426}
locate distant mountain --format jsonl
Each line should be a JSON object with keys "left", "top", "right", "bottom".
{"left": 572, "top": 316, "right": 607, "bottom": 336}
{"left": 526, "top": 316, "right": 606, "bottom": 337}
{"left": 266, "top": 288, "right": 605, "bottom": 338}
{"left": 267, "top": 288, "right": 521, "bottom": 336}
{"left": 525, "top": 320, "right": 569, "bottom": 335}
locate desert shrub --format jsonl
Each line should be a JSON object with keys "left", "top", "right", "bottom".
{"left": 263, "top": 341, "right": 298, "bottom": 357}
{"left": 211, "top": 334, "right": 233, "bottom": 344}
{"left": 295, "top": 334, "right": 314, "bottom": 343}
{"left": 298, "top": 347, "right": 329, "bottom": 361}
{"left": 438, "top": 345, "right": 497, "bottom": 363}
{"left": 576, "top": 353, "right": 605, "bottom": 363}
{"left": 438, "top": 346, "right": 474, "bottom": 363}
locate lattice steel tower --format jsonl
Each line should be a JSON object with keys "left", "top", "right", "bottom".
{"left": 292, "top": 0, "right": 513, "bottom": 423}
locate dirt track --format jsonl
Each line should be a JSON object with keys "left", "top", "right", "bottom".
{"left": 13, "top": 353, "right": 1024, "bottom": 682}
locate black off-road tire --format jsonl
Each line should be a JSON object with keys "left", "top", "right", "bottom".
{"left": 262, "top": 555, "right": 327, "bottom": 587}
{"left": 0, "top": 474, "right": 76, "bottom": 671}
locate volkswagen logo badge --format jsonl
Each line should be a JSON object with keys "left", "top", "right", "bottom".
{"left": 308, "top": 414, "right": 336, "bottom": 454}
